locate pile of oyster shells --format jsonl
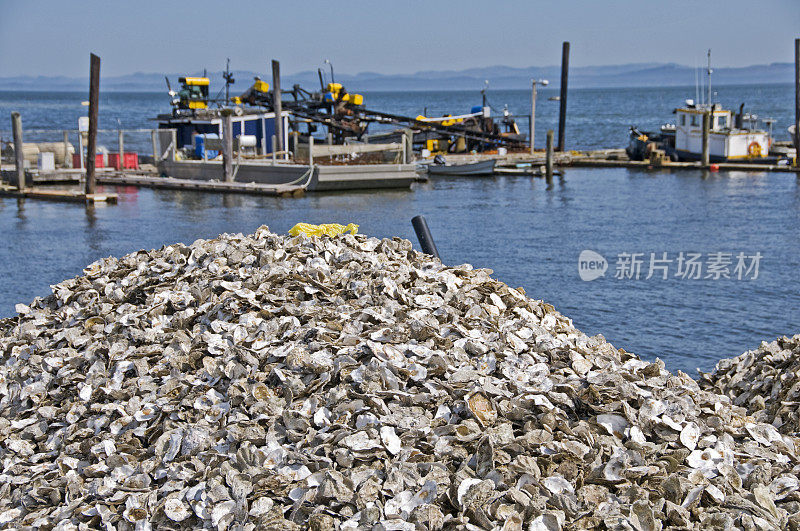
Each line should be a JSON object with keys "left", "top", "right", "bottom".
{"left": 1, "top": 226, "right": 798, "bottom": 530}
{"left": 700, "top": 334, "right": 800, "bottom": 437}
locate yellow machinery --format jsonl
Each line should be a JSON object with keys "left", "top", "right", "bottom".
{"left": 177, "top": 77, "right": 209, "bottom": 110}
{"left": 324, "top": 82, "right": 363, "bottom": 107}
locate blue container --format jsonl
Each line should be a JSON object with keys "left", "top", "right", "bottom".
{"left": 194, "top": 134, "right": 219, "bottom": 159}
{"left": 194, "top": 135, "right": 205, "bottom": 159}
{"left": 471, "top": 105, "right": 483, "bottom": 114}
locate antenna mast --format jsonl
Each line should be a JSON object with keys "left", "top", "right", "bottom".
{"left": 707, "top": 49, "right": 713, "bottom": 105}
{"left": 223, "top": 58, "right": 235, "bottom": 102}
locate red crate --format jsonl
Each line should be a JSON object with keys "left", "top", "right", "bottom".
{"left": 108, "top": 152, "right": 139, "bottom": 170}
{"left": 72, "top": 153, "right": 105, "bottom": 168}
{"left": 123, "top": 152, "right": 138, "bottom": 169}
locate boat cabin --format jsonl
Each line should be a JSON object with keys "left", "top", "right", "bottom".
{"left": 674, "top": 101, "right": 770, "bottom": 161}
{"left": 157, "top": 109, "right": 290, "bottom": 157}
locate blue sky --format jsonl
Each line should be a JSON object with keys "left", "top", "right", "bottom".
{"left": 1, "top": 0, "right": 798, "bottom": 77}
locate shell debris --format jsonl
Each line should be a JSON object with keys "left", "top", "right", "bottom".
{"left": 0, "top": 226, "right": 798, "bottom": 529}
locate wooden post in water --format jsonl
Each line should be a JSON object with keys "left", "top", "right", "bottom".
{"left": 151, "top": 130, "right": 159, "bottom": 163}
{"left": 557, "top": 42, "right": 570, "bottom": 152}
{"left": 271, "top": 60, "right": 283, "bottom": 157}
{"left": 794, "top": 38, "right": 799, "bottom": 164}
{"left": 11, "top": 112, "right": 25, "bottom": 190}
{"left": 292, "top": 131, "right": 299, "bottom": 160}
{"left": 530, "top": 80, "right": 537, "bottom": 155}
{"left": 86, "top": 53, "right": 101, "bottom": 195}
{"left": 271, "top": 135, "right": 277, "bottom": 164}
{"left": 170, "top": 130, "right": 177, "bottom": 161}
{"left": 117, "top": 130, "right": 124, "bottom": 170}
{"left": 63, "top": 130, "right": 71, "bottom": 168}
{"left": 545, "top": 129, "right": 554, "bottom": 184}
{"left": 701, "top": 112, "right": 710, "bottom": 167}
{"left": 308, "top": 136, "right": 314, "bottom": 166}
{"left": 221, "top": 110, "right": 234, "bottom": 182}
{"left": 403, "top": 129, "right": 414, "bottom": 164}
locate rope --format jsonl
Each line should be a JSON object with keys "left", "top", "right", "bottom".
{"left": 282, "top": 164, "right": 316, "bottom": 189}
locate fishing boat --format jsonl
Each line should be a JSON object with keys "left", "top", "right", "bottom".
{"left": 627, "top": 50, "right": 787, "bottom": 164}
{"left": 626, "top": 101, "right": 785, "bottom": 164}
{"left": 425, "top": 158, "right": 496, "bottom": 176}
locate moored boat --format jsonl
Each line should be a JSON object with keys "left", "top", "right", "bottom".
{"left": 626, "top": 50, "right": 790, "bottom": 165}
{"left": 425, "top": 159, "right": 496, "bottom": 176}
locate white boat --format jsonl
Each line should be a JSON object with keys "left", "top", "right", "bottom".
{"left": 672, "top": 102, "right": 776, "bottom": 163}
{"left": 424, "top": 159, "right": 496, "bottom": 176}
{"left": 628, "top": 50, "right": 785, "bottom": 164}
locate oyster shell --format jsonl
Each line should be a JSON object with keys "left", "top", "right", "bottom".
{"left": 0, "top": 226, "right": 795, "bottom": 529}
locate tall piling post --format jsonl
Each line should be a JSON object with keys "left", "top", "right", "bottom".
{"left": 701, "top": 112, "right": 710, "bottom": 167}
{"left": 11, "top": 112, "right": 25, "bottom": 190}
{"left": 545, "top": 129, "right": 554, "bottom": 184}
{"left": 271, "top": 135, "right": 277, "bottom": 164}
{"left": 403, "top": 129, "right": 414, "bottom": 164}
{"left": 151, "top": 130, "right": 159, "bottom": 163}
{"left": 292, "top": 131, "right": 299, "bottom": 160}
{"left": 308, "top": 136, "right": 314, "bottom": 166}
{"left": 271, "top": 60, "right": 283, "bottom": 158}
{"left": 557, "top": 42, "right": 570, "bottom": 152}
{"left": 794, "top": 38, "right": 799, "bottom": 164}
{"left": 221, "top": 110, "right": 234, "bottom": 182}
{"left": 117, "top": 130, "right": 124, "bottom": 170}
{"left": 85, "top": 53, "right": 101, "bottom": 195}
{"left": 63, "top": 130, "right": 71, "bottom": 168}
{"left": 530, "top": 80, "right": 538, "bottom": 155}
{"left": 170, "top": 130, "right": 177, "bottom": 161}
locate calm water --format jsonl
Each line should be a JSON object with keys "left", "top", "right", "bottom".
{"left": 1, "top": 85, "right": 798, "bottom": 374}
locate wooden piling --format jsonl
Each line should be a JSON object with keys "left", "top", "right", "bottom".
{"left": 308, "top": 136, "right": 314, "bottom": 166}
{"left": 151, "top": 130, "right": 159, "bottom": 163}
{"left": 292, "top": 131, "right": 299, "bottom": 160}
{"left": 271, "top": 60, "right": 283, "bottom": 157}
{"left": 86, "top": 53, "right": 100, "bottom": 195}
{"left": 118, "top": 130, "right": 124, "bottom": 169}
{"left": 11, "top": 112, "right": 25, "bottom": 190}
{"left": 530, "top": 80, "right": 537, "bottom": 155}
{"left": 701, "top": 112, "right": 710, "bottom": 167}
{"left": 170, "top": 130, "right": 177, "bottom": 161}
{"left": 403, "top": 129, "right": 414, "bottom": 164}
{"left": 222, "top": 111, "right": 234, "bottom": 182}
{"left": 794, "top": 38, "right": 799, "bottom": 164}
{"left": 327, "top": 132, "right": 333, "bottom": 146}
{"left": 271, "top": 135, "right": 277, "bottom": 164}
{"left": 557, "top": 41, "right": 570, "bottom": 152}
{"left": 63, "top": 130, "right": 71, "bottom": 168}
{"left": 545, "top": 130, "right": 554, "bottom": 184}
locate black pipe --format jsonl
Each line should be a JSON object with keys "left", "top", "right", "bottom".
{"left": 412, "top": 215, "right": 440, "bottom": 259}
{"left": 557, "top": 41, "right": 570, "bottom": 151}
{"left": 736, "top": 103, "right": 744, "bottom": 129}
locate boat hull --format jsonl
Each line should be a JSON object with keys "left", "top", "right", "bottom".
{"left": 158, "top": 160, "right": 419, "bottom": 191}
{"left": 427, "top": 160, "right": 496, "bottom": 176}
{"left": 674, "top": 150, "right": 782, "bottom": 164}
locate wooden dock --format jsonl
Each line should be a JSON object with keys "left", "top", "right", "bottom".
{"left": 0, "top": 184, "right": 117, "bottom": 203}
{"left": 97, "top": 174, "right": 306, "bottom": 197}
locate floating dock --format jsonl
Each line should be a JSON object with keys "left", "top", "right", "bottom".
{"left": 0, "top": 183, "right": 117, "bottom": 203}
{"left": 157, "top": 160, "right": 421, "bottom": 191}
{"left": 98, "top": 174, "right": 304, "bottom": 197}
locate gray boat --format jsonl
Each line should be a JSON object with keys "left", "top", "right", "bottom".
{"left": 426, "top": 159, "right": 496, "bottom": 176}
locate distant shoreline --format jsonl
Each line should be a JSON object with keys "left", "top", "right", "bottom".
{"left": 0, "top": 81, "right": 793, "bottom": 95}
{"left": 0, "top": 61, "right": 793, "bottom": 93}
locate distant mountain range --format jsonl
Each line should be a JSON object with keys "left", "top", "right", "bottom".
{"left": 0, "top": 62, "right": 793, "bottom": 93}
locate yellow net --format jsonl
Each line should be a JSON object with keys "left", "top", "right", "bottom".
{"left": 288, "top": 223, "right": 359, "bottom": 237}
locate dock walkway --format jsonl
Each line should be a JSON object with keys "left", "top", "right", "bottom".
{"left": 98, "top": 174, "right": 306, "bottom": 196}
